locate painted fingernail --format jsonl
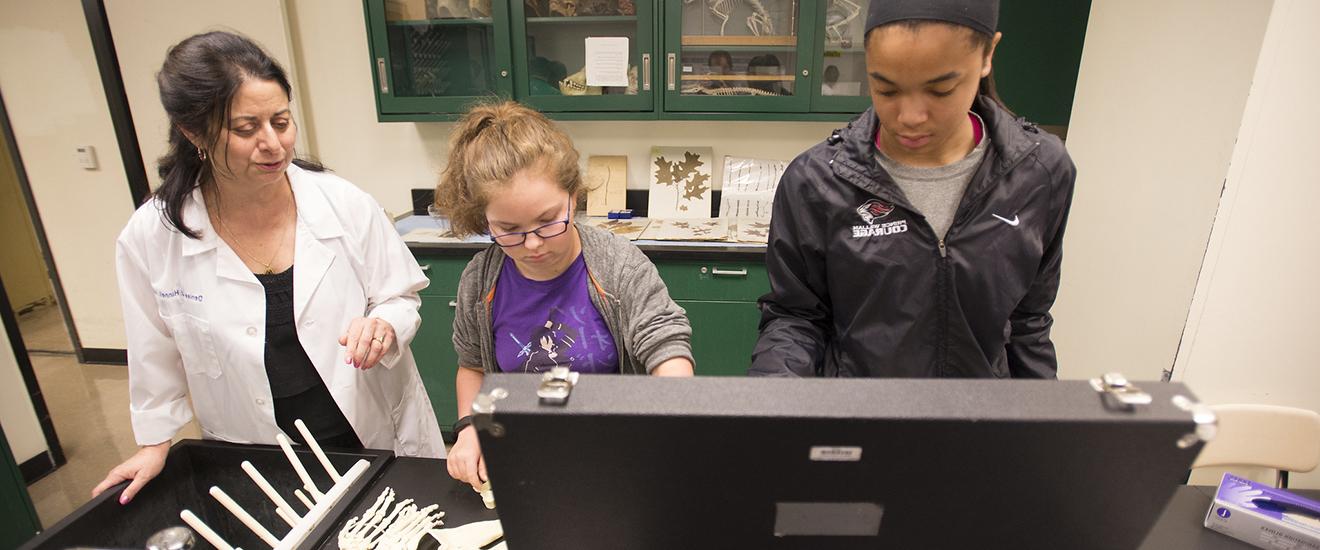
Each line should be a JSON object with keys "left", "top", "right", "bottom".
{"left": 120, "top": 494, "right": 129, "bottom": 505}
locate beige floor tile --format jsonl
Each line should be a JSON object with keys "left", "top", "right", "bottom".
{"left": 20, "top": 305, "right": 199, "bottom": 528}
{"left": 16, "top": 303, "right": 73, "bottom": 354}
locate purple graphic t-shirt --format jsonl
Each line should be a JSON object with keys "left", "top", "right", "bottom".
{"left": 491, "top": 254, "right": 619, "bottom": 373}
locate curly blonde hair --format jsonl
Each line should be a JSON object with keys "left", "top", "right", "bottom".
{"left": 435, "top": 101, "right": 582, "bottom": 237}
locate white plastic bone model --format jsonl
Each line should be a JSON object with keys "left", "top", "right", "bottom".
{"left": 177, "top": 419, "right": 371, "bottom": 550}
{"left": 337, "top": 487, "right": 445, "bottom": 550}
{"left": 338, "top": 487, "right": 505, "bottom": 550}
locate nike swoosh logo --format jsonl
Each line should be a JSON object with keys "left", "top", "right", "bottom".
{"left": 992, "top": 214, "right": 1020, "bottom": 227}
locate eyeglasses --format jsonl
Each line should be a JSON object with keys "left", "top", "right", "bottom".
{"left": 489, "top": 202, "right": 572, "bottom": 247}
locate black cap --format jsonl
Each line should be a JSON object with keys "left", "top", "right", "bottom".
{"left": 866, "top": 0, "right": 999, "bottom": 37}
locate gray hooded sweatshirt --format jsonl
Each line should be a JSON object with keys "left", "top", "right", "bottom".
{"left": 452, "top": 222, "right": 693, "bottom": 374}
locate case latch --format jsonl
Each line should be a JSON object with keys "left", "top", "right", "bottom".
{"left": 537, "top": 366, "right": 579, "bottom": 406}
{"left": 1090, "top": 372, "right": 1152, "bottom": 411}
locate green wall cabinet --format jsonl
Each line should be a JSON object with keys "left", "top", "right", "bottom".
{"left": 407, "top": 248, "right": 767, "bottom": 438}
{"left": 365, "top": 0, "right": 1090, "bottom": 125}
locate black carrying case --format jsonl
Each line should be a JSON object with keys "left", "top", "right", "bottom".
{"left": 474, "top": 374, "right": 1210, "bottom": 550}
{"left": 22, "top": 440, "right": 391, "bottom": 550}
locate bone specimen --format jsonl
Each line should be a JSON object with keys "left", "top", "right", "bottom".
{"left": 549, "top": 0, "right": 577, "bottom": 16}
{"left": 825, "top": 0, "right": 862, "bottom": 47}
{"left": 685, "top": 0, "right": 774, "bottom": 36}
{"left": 338, "top": 488, "right": 445, "bottom": 550}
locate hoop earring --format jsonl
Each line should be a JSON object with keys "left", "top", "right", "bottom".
{"left": 197, "top": 148, "right": 208, "bottom": 161}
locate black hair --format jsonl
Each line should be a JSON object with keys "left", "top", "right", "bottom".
{"left": 871, "top": 20, "right": 1014, "bottom": 114}
{"left": 154, "top": 31, "right": 324, "bottom": 239}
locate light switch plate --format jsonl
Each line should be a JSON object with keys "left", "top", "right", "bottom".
{"left": 75, "top": 145, "right": 98, "bottom": 170}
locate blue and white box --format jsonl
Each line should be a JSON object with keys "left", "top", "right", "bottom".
{"left": 1205, "top": 472, "right": 1320, "bottom": 550}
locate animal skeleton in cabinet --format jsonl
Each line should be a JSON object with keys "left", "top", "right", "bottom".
{"left": 685, "top": 0, "right": 774, "bottom": 36}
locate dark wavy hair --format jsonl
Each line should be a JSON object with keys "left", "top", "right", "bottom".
{"left": 154, "top": 31, "right": 324, "bottom": 239}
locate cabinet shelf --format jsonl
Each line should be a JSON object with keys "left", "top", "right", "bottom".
{"left": 386, "top": 18, "right": 494, "bottom": 26}
{"left": 526, "top": 15, "right": 639, "bottom": 24}
{"left": 681, "top": 35, "right": 797, "bottom": 47}
{"left": 681, "top": 74, "right": 793, "bottom": 82}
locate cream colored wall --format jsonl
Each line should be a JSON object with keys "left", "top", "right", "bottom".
{"left": 105, "top": 0, "right": 310, "bottom": 191}
{"left": 0, "top": 317, "right": 47, "bottom": 464}
{"left": 284, "top": 0, "right": 836, "bottom": 216}
{"left": 1050, "top": 0, "right": 1273, "bottom": 382}
{"left": 1174, "top": 0, "right": 1320, "bottom": 490}
{"left": 0, "top": 1, "right": 136, "bottom": 350}
{"left": 0, "top": 129, "right": 54, "bottom": 310}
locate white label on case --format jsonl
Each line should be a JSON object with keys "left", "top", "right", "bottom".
{"left": 809, "top": 446, "right": 863, "bottom": 461}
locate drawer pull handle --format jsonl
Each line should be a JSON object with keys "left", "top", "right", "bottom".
{"left": 448, "top": 300, "right": 458, "bottom": 308}
{"left": 642, "top": 53, "right": 651, "bottom": 91}
{"left": 711, "top": 267, "right": 748, "bottom": 277}
{"left": 419, "top": 264, "right": 431, "bottom": 272}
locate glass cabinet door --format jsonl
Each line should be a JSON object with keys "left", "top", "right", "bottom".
{"left": 663, "top": 0, "right": 813, "bottom": 113}
{"left": 511, "top": 0, "right": 656, "bottom": 112}
{"left": 810, "top": 0, "right": 871, "bottom": 113}
{"left": 366, "top": 0, "right": 514, "bottom": 116}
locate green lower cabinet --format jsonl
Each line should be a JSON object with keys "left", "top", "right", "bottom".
{"left": 0, "top": 424, "right": 40, "bottom": 548}
{"left": 679, "top": 300, "right": 761, "bottom": 376}
{"left": 412, "top": 294, "right": 460, "bottom": 442}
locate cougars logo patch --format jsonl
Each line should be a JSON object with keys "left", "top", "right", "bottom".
{"left": 856, "top": 199, "right": 894, "bottom": 225}
{"left": 851, "top": 199, "right": 907, "bottom": 239}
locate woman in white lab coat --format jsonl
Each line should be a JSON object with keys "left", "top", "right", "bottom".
{"left": 93, "top": 31, "right": 443, "bottom": 505}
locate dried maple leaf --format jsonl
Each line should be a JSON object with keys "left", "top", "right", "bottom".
{"left": 653, "top": 156, "right": 674, "bottom": 186}
{"left": 683, "top": 173, "right": 710, "bottom": 200}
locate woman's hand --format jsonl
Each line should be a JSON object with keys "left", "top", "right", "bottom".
{"left": 447, "top": 426, "right": 487, "bottom": 490}
{"left": 92, "top": 441, "right": 170, "bottom": 504}
{"left": 339, "top": 317, "right": 396, "bottom": 369}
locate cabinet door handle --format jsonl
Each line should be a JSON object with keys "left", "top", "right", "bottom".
{"left": 377, "top": 58, "right": 389, "bottom": 94}
{"left": 418, "top": 264, "right": 430, "bottom": 272}
{"left": 666, "top": 52, "right": 676, "bottom": 91}
{"left": 711, "top": 267, "right": 748, "bottom": 278}
{"left": 642, "top": 53, "right": 651, "bottom": 91}
{"left": 448, "top": 300, "right": 458, "bottom": 308}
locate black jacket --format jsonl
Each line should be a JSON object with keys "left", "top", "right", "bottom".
{"left": 750, "top": 96, "right": 1076, "bottom": 378}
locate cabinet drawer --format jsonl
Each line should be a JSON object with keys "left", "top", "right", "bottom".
{"left": 416, "top": 256, "right": 475, "bottom": 297}
{"left": 655, "top": 261, "right": 768, "bottom": 302}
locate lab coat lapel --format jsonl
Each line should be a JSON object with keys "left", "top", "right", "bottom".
{"left": 290, "top": 166, "right": 345, "bottom": 323}
{"left": 293, "top": 224, "right": 334, "bottom": 323}
{"left": 180, "top": 186, "right": 257, "bottom": 284}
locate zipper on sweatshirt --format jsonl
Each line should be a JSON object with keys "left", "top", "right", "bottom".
{"left": 938, "top": 239, "right": 947, "bottom": 258}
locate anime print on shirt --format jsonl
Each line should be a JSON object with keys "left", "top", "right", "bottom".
{"left": 491, "top": 255, "right": 620, "bottom": 374}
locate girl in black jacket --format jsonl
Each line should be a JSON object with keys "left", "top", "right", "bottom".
{"left": 751, "top": 0, "right": 1076, "bottom": 378}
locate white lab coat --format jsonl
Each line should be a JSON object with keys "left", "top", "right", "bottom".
{"left": 116, "top": 164, "right": 444, "bottom": 457}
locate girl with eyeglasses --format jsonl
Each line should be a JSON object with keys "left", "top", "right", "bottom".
{"left": 433, "top": 101, "right": 695, "bottom": 491}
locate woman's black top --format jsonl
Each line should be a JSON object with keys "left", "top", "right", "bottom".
{"left": 255, "top": 266, "right": 362, "bottom": 450}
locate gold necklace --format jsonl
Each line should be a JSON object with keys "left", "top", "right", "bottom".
{"left": 213, "top": 186, "right": 295, "bottom": 275}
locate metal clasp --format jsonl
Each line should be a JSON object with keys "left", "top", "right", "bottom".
{"left": 472, "top": 387, "right": 508, "bottom": 437}
{"left": 1171, "top": 394, "right": 1218, "bottom": 449}
{"left": 1090, "top": 372, "right": 1152, "bottom": 411}
{"left": 537, "top": 366, "right": 579, "bottom": 406}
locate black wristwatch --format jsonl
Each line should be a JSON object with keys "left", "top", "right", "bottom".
{"left": 452, "top": 415, "right": 474, "bottom": 435}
